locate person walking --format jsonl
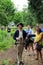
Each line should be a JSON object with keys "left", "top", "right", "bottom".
{"left": 13, "top": 23, "right": 27, "bottom": 65}
{"left": 25, "top": 25, "right": 35, "bottom": 56}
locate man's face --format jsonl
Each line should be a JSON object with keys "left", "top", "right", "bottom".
{"left": 27, "top": 25, "right": 30, "bottom": 29}
{"left": 18, "top": 25, "right": 23, "bottom": 29}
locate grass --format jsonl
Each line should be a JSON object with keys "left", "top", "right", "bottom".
{"left": 0, "top": 59, "right": 10, "bottom": 65}
{"left": 0, "top": 59, "right": 17, "bottom": 65}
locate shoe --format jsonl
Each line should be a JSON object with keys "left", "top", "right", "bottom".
{"left": 17, "top": 61, "right": 20, "bottom": 65}
{"left": 35, "top": 58, "right": 39, "bottom": 60}
{"left": 28, "top": 54, "right": 31, "bottom": 56}
{"left": 19, "top": 61, "right": 24, "bottom": 65}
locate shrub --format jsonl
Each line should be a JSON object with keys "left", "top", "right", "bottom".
{"left": 0, "top": 30, "right": 15, "bottom": 51}
{"left": 1, "top": 59, "right": 10, "bottom": 65}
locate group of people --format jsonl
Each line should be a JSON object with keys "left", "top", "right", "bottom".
{"left": 13, "top": 23, "right": 43, "bottom": 65}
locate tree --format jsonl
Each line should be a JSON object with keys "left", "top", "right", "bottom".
{"left": 14, "top": 11, "right": 23, "bottom": 24}
{"left": 0, "top": 12, "right": 8, "bottom": 26}
{"left": 0, "top": 0, "right": 16, "bottom": 26}
{"left": 28, "top": 0, "right": 43, "bottom": 23}
{"left": 22, "top": 6, "right": 37, "bottom": 26}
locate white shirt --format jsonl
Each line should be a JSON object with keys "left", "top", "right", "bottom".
{"left": 19, "top": 30, "right": 23, "bottom": 38}
{"left": 16, "top": 30, "right": 23, "bottom": 40}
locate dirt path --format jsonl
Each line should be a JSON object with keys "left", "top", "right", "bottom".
{"left": 0, "top": 45, "right": 17, "bottom": 65}
{"left": 0, "top": 45, "right": 43, "bottom": 65}
{"left": 23, "top": 49, "right": 43, "bottom": 65}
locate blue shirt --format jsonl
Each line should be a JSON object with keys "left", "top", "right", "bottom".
{"left": 41, "top": 28, "right": 43, "bottom": 32}
{"left": 26, "top": 29, "right": 32, "bottom": 36}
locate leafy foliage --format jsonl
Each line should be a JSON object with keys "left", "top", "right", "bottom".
{"left": 0, "top": 0, "right": 16, "bottom": 26}
{"left": 0, "top": 30, "right": 14, "bottom": 51}
{"left": 14, "top": 11, "right": 23, "bottom": 24}
{"left": 1, "top": 59, "right": 10, "bottom": 65}
{"left": 22, "top": 6, "right": 37, "bottom": 26}
{"left": 28, "top": 0, "right": 43, "bottom": 23}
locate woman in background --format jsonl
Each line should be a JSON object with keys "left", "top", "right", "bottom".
{"left": 34, "top": 27, "right": 43, "bottom": 62}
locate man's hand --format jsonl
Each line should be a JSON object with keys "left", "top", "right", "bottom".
{"left": 26, "top": 37, "right": 28, "bottom": 39}
{"left": 16, "top": 37, "right": 22, "bottom": 41}
{"left": 16, "top": 37, "right": 19, "bottom": 40}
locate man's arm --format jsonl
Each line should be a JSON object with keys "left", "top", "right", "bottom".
{"left": 13, "top": 30, "right": 17, "bottom": 40}
{"left": 23, "top": 30, "right": 27, "bottom": 39}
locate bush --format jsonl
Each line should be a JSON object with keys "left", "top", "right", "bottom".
{"left": 10, "top": 26, "right": 17, "bottom": 36}
{"left": 0, "top": 30, "right": 15, "bottom": 51}
{"left": 1, "top": 59, "right": 10, "bottom": 65}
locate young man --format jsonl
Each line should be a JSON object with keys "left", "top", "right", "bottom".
{"left": 13, "top": 23, "right": 27, "bottom": 65}
{"left": 25, "top": 25, "right": 35, "bottom": 56}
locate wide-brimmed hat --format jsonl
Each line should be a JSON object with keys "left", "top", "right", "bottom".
{"left": 17, "top": 23, "right": 24, "bottom": 27}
